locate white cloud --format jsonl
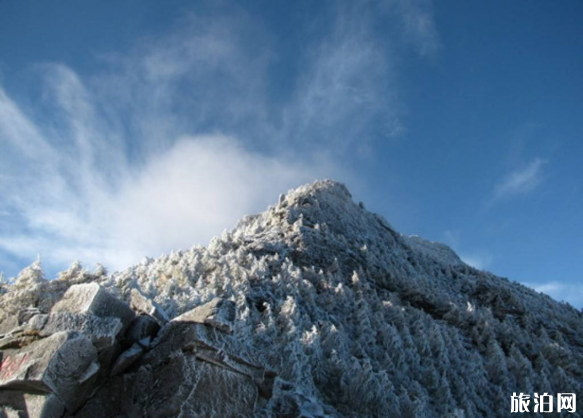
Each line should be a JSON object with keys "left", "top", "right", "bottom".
{"left": 0, "top": 68, "right": 333, "bottom": 275}
{"left": 523, "top": 281, "right": 583, "bottom": 308}
{"left": 442, "top": 231, "right": 492, "bottom": 270}
{"left": 285, "top": 3, "right": 404, "bottom": 152}
{"left": 0, "top": 123, "right": 330, "bottom": 273}
{"left": 460, "top": 252, "right": 493, "bottom": 270}
{"left": 443, "top": 230, "right": 460, "bottom": 248}
{"left": 493, "top": 157, "right": 546, "bottom": 200}
{"left": 0, "top": 2, "right": 439, "bottom": 277}
{"left": 391, "top": 0, "right": 441, "bottom": 57}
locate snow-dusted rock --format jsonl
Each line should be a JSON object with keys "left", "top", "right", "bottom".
{"left": 109, "top": 342, "right": 143, "bottom": 376}
{"left": 0, "top": 391, "right": 65, "bottom": 418}
{"left": 129, "top": 288, "right": 168, "bottom": 324}
{"left": 0, "top": 331, "right": 99, "bottom": 411}
{"left": 172, "top": 297, "right": 236, "bottom": 333}
{"left": 123, "top": 314, "right": 160, "bottom": 346}
{"left": 1, "top": 180, "right": 582, "bottom": 417}
{"left": 51, "top": 283, "right": 134, "bottom": 327}
{"left": 26, "top": 312, "right": 123, "bottom": 351}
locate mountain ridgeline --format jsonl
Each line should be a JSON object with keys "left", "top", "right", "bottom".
{"left": 1, "top": 180, "right": 582, "bottom": 417}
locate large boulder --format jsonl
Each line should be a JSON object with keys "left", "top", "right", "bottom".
{"left": 51, "top": 283, "right": 134, "bottom": 328}
{"left": 0, "top": 316, "right": 19, "bottom": 337}
{"left": 0, "top": 331, "right": 99, "bottom": 412}
{"left": 129, "top": 289, "right": 168, "bottom": 325}
{"left": 1, "top": 278, "right": 277, "bottom": 417}
{"left": 27, "top": 312, "right": 123, "bottom": 351}
{"left": 123, "top": 315, "right": 160, "bottom": 348}
{"left": 72, "top": 350, "right": 260, "bottom": 418}
{"left": 109, "top": 343, "right": 143, "bottom": 376}
{"left": 172, "top": 297, "right": 236, "bottom": 333}
{"left": 0, "top": 391, "right": 65, "bottom": 418}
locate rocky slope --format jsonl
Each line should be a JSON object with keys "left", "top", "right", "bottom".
{"left": 1, "top": 180, "right": 582, "bottom": 417}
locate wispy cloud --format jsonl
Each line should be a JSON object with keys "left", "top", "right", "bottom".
{"left": 493, "top": 157, "right": 546, "bottom": 200}
{"left": 459, "top": 252, "right": 493, "bottom": 270}
{"left": 0, "top": 2, "right": 439, "bottom": 277}
{"left": 523, "top": 281, "right": 583, "bottom": 308}
{"left": 442, "top": 230, "right": 493, "bottom": 270}
{"left": 391, "top": 0, "right": 441, "bottom": 57}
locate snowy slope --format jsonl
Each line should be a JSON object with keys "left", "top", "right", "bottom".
{"left": 2, "top": 180, "right": 582, "bottom": 417}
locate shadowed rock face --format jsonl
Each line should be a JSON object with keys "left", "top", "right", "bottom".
{"left": 1, "top": 284, "right": 270, "bottom": 418}
{"left": 1, "top": 180, "right": 582, "bottom": 417}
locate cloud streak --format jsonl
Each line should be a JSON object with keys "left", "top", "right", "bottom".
{"left": 523, "top": 281, "right": 583, "bottom": 308}
{"left": 0, "top": 2, "right": 439, "bottom": 277}
{"left": 493, "top": 157, "right": 546, "bottom": 200}
{"left": 459, "top": 252, "right": 493, "bottom": 270}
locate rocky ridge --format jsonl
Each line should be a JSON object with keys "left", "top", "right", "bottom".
{"left": 1, "top": 180, "right": 582, "bottom": 417}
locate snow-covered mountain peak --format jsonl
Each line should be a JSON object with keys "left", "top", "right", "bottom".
{"left": 1, "top": 180, "right": 582, "bottom": 417}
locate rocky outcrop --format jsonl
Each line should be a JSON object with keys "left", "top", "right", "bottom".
{"left": 1, "top": 180, "right": 582, "bottom": 417}
{"left": 172, "top": 297, "right": 236, "bottom": 333}
{"left": 0, "top": 285, "right": 274, "bottom": 418}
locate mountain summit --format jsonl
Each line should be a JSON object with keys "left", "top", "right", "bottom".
{"left": 1, "top": 180, "right": 582, "bottom": 417}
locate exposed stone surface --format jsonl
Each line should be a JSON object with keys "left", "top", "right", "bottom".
{"left": 26, "top": 313, "right": 123, "bottom": 351}
{"left": 109, "top": 343, "right": 143, "bottom": 376}
{"left": 0, "top": 316, "right": 19, "bottom": 337}
{"left": 123, "top": 315, "right": 159, "bottom": 346}
{"left": 0, "top": 331, "right": 99, "bottom": 411}
{"left": 0, "top": 391, "right": 65, "bottom": 418}
{"left": 129, "top": 289, "right": 168, "bottom": 324}
{"left": 0, "top": 277, "right": 272, "bottom": 417}
{"left": 1, "top": 180, "right": 583, "bottom": 417}
{"left": 72, "top": 351, "right": 260, "bottom": 418}
{"left": 172, "top": 297, "right": 236, "bottom": 333}
{"left": 51, "top": 283, "right": 134, "bottom": 327}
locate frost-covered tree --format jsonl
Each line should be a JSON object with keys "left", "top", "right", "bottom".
{"left": 2, "top": 180, "right": 582, "bottom": 417}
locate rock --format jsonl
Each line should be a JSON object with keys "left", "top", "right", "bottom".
{"left": 172, "top": 298, "right": 236, "bottom": 333}
{"left": 123, "top": 315, "right": 159, "bottom": 345}
{"left": 137, "top": 336, "right": 151, "bottom": 349}
{"left": 175, "top": 360, "right": 258, "bottom": 417}
{"left": 129, "top": 289, "right": 168, "bottom": 324}
{"left": 27, "top": 312, "right": 123, "bottom": 351}
{"left": 66, "top": 374, "right": 128, "bottom": 418}
{"left": 51, "top": 283, "right": 134, "bottom": 327}
{"left": 182, "top": 339, "right": 276, "bottom": 399}
{"left": 0, "top": 333, "right": 38, "bottom": 350}
{"left": 137, "top": 352, "right": 195, "bottom": 417}
{"left": 0, "top": 391, "right": 65, "bottom": 418}
{"left": 0, "top": 315, "right": 19, "bottom": 337}
{"left": 141, "top": 321, "right": 206, "bottom": 368}
{"left": 96, "top": 342, "right": 122, "bottom": 373}
{"left": 75, "top": 350, "right": 259, "bottom": 418}
{"left": 110, "top": 343, "right": 143, "bottom": 376}
{"left": 0, "top": 331, "right": 99, "bottom": 412}
{"left": 17, "top": 308, "right": 42, "bottom": 325}
{"left": 0, "top": 308, "right": 42, "bottom": 338}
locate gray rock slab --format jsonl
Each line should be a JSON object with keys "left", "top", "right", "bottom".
{"left": 172, "top": 297, "right": 236, "bottom": 333}
{"left": 27, "top": 312, "right": 123, "bottom": 351}
{"left": 0, "top": 331, "right": 99, "bottom": 412}
{"left": 176, "top": 360, "right": 258, "bottom": 417}
{"left": 0, "top": 316, "right": 19, "bottom": 337}
{"left": 110, "top": 343, "right": 143, "bottom": 376}
{"left": 0, "top": 391, "right": 65, "bottom": 418}
{"left": 51, "top": 283, "right": 134, "bottom": 327}
{"left": 123, "top": 315, "right": 159, "bottom": 345}
{"left": 140, "top": 321, "right": 206, "bottom": 369}
{"left": 129, "top": 289, "right": 168, "bottom": 324}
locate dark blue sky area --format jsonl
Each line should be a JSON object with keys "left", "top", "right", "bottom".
{"left": 0, "top": 1, "right": 581, "bottom": 305}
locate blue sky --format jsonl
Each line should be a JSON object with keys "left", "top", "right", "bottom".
{"left": 0, "top": 1, "right": 581, "bottom": 306}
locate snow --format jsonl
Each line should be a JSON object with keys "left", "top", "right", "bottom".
{"left": 2, "top": 179, "right": 582, "bottom": 417}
